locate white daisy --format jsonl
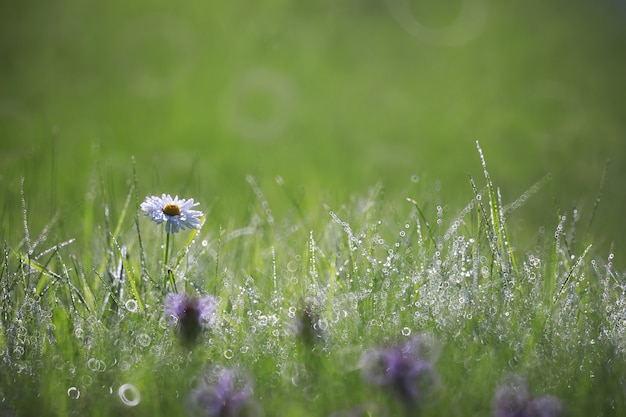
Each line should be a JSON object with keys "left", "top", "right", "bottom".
{"left": 140, "top": 194, "right": 203, "bottom": 234}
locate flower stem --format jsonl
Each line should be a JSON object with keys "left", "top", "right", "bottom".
{"left": 163, "top": 232, "right": 177, "bottom": 293}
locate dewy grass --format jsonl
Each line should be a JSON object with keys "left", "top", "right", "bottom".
{"left": 1, "top": 149, "right": 625, "bottom": 417}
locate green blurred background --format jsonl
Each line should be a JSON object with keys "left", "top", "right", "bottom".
{"left": 1, "top": 1, "right": 625, "bottom": 265}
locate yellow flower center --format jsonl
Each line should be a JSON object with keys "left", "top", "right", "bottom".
{"left": 163, "top": 203, "right": 181, "bottom": 216}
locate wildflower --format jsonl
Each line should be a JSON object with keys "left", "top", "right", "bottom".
{"left": 186, "top": 366, "right": 260, "bottom": 417}
{"left": 140, "top": 194, "right": 203, "bottom": 234}
{"left": 360, "top": 334, "right": 440, "bottom": 405}
{"left": 291, "top": 299, "right": 325, "bottom": 346}
{"left": 493, "top": 376, "right": 565, "bottom": 417}
{"left": 164, "top": 293, "right": 217, "bottom": 344}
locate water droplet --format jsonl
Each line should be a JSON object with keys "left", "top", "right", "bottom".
{"left": 125, "top": 299, "right": 138, "bottom": 313}
{"left": 118, "top": 383, "right": 141, "bottom": 407}
{"left": 224, "top": 349, "right": 234, "bottom": 359}
{"left": 137, "top": 333, "right": 151, "bottom": 347}
{"left": 87, "top": 358, "right": 106, "bottom": 372}
{"left": 13, "top": 346, "right": 24, "bottom": 358}
{"left": 81, "top": 375, "right": 93, "bottom": 386}
{"left": 401, "top": 327, "right": 411, "bottom": 336}
{"left": 67, "top": 386, "right": 80, "bottom": 399}
{"left": 201, "top": 239, "right": 208, "bottom": 247}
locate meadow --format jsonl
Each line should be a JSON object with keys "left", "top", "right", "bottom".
{"left": 1, "top": 1, "right": 626, "bottom": 416}
{"left": 2, "top": 143, "right": 626, "bottom": 417}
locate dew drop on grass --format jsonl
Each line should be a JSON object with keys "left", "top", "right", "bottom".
{"left": 52, "top": 354, "right": 64, "bottom": 370}
{"left": 125, "top": 299, "right": 138, "bottom": 313}
{"left": 67, "top": 387, "right": 80, "bottom": 399}
{"left": 87, "top": 358, "right": 106, "bottom": 372}
{"left": 137, "top": 333, "right": 151, "bottom": 347}
{"left": 118, "top": 383, "right": 141, "bottom": 407}
{"left": 201, "top": 239, "right": 208, "bottom": 247}
{"left": 81, "top": 375, "right": 93, "bottom": 386}
{"left": 224, "top": 349, "right": 234, "bottom": 359}
{"left": 402, "top": 327, "right": 411, "bottom": 337}
{"left": 316, "top": 319, "right": 328, "bottom": 331}
{"left": 13, "top": 346, "right": 24, "bottom": 358}
{"left": 410, "top": 174, "right": 419, "bottom": 183}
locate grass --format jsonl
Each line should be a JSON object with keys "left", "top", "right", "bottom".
{"left": 2, "top": 1, "right": 626, "bottom": 264}
{"left": 2, "top": 3, "right": 626, "bottom": 415}
{"left": 1, "top": 143, "right": 624, "bottom": 417}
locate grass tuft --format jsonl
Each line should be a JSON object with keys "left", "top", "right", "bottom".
{"left": 1, "top": 149, "right": 625, "bottom": 417}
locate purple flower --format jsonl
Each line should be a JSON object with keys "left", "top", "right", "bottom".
{"left": 291, "top": 300, "right": 325, "bottom": 345}
{"left": 493, "top": 376, "right": 565, "bottom": 417}
{"left": 164, "top": 293, "right": 217, "bottom": 344}
{"left": 186, "top": 366, "right": 259, "bottom": 417}
{"left": 360, "top": 335, "right": 439, "bottom": 404}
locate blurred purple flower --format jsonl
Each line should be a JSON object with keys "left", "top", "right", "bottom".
{"left": 291, "top": 299, "right": 325, "bottom": 345}
{"left": 165, "top": 293, "right": 217, "bottom": 344}
{"left": 360, "top": 334, "right": 439, "bottom": 404}
{"left": 187, "top": 366, "right": 259, "bottom": 417}
{"left": 493, "top": 376, "right": 565, "bottom": 417}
